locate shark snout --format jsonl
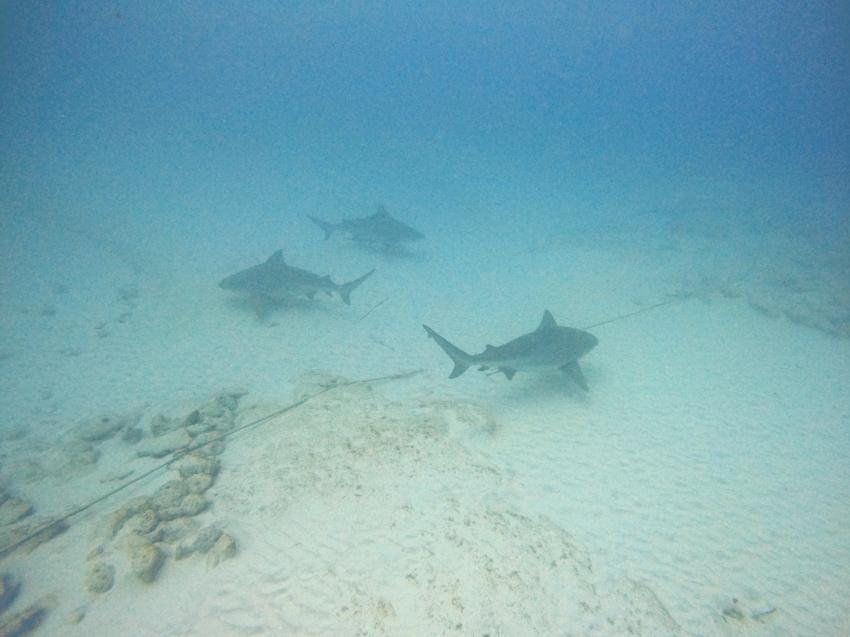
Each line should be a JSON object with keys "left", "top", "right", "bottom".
{"left": 218, "top": 274, "right": 240, "bottom": 290}
{"left": 580, "top": 332, "right": 599, "bottom": 355}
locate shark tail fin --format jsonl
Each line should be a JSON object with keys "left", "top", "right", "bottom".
{"left": 339, "top": 269, "right": 375, "bottom": 305}
{"left": 308, "top": 215, "right": 335, "bottom": 240}
{"left": 422, "top": 325, "right": 472, "bottom": 379}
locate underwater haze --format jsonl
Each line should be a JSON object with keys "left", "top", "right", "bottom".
{"left": 1, "top": 2, "right": 849, "bottom": 636}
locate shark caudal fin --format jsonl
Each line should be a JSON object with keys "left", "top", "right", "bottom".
{"left": 338, "top": 269, "right": 375, "bottom": 305}
{"left": 308, "top": 215, "right": 336, "bottom": 240}
{"left": 423, "top": 325, "right": 473, "bottom": 378}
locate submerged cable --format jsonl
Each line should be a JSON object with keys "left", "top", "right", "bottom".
{"left": 0, "top": 368, "right": 423, "bottom": 560}
{"left": 1, "top": 297, "right": 685, "bottom": 558}
{"left": 581, "top": 295, "right": 683, "bottom": 331}
{"left": 356, "top": 297, "right": 388, "bottom": 323}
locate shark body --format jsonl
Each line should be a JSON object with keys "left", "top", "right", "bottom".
{"left": 219, "top": 250, "right": 374, "bottom": 306}
{"left": 308, "top": 206, "right": 424, "bottom": 250}
{"left": 423, "top": 310, "right": 598, "bottom": 390}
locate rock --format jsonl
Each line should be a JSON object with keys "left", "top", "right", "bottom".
{"left": 206, "top": 416, "right": 235, "bottom": 433}
{"left": 151, "top": 481, "right": 188, "bottom": 511}
{"left": 174, "top": 543, "right": 193, "bottom": 560}
{"left": 0, "top": 427, "right": 27, "bottom": 442}
{"left": 7, "top": 460, "right": 44, "bottom": 482}
{"left": 84, "top": 562, "right": 115, "bottom": 593}
{"left": 129, "top": 541, "right": 165, "bottom": 583}
{"left": 179, "top": 493, "right": 208, "bottom": 517}
{"left": 189, "top": 436, "right": 226, "bottom": 456}
{"left": 124, "top": 508, "right": 159, "bottom": 535}
{"left": 87, "top": 545, "right": 105, "bottom": 560}
{"left": 102, "top": 497, "right": 152, "bottom": 539}
{"left": 0, "top": 518, "right": 67, "bottom": 557}
{"left": 151, "top": 480, "right": 210, "bottom": 521}
{"left": 117, "top": 284, "right": 140, "bottom": 303}
{"left": 74, "top": 415, "right": 127, "bottom": 442}
{"left": 175, "top": 526, "right": 222, "bottom": 560}
{"left": 0, "top": 572, "right": 19, "bottom": 614}
{"left": 177, "top": 454, "right": 219, "bottom": 479}
{"left": 136, "top": 429, "right": 191, "bottom": 458}
{"left": 157, "top": 494, "right": 208, "bottom": 522}
{"left": 216, "top": 393, "right": 240, "bottom": 413}
{"left": 58, "top": 439, "right": 100, "bottom": 472}
{"left": 205, "top": 533, "right": 237, "bottom": 568}
{"left": 199, "top": 402, "right": 226, "bottom": 420}
{"left": 185, "top": 422, "right": 212, "bottom": 437}
{"left": 154, "top": 518, "right": 198, "bottom": 544}
{"left": 120, "top": 426, "right": 142, "bottom": 444}
{"left": 0, "top": 498, "right": 33, "bottom": 527}
{"left": 67, "top": 606, "right": 86, "bottom": 625}
{"left": 148, "top": 414, "right": 178, "bottom": 437}
{"left": 184, "top": 473, "right": 214, "bottom": 495}
{"left": 0, "top": 604, "right": 46, "bottom": 636}
{"left": 192, "top": 526, "right": 223, "bottom": 554}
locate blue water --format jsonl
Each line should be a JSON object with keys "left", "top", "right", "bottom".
{"left": 1, "top": 3, "right": 849, "bottom": 635}
{"left": 2, "top": 3, "right": 848, "bottom": 235}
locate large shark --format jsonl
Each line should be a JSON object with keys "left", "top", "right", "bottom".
{"left": 308, "top": 205, "right": 424, "bottom": 250}
{"left": 219, "top": 250, "right": 374, "bottom": 306}
{"left": 423, "top": 310, "right": 598, "bottom": 390}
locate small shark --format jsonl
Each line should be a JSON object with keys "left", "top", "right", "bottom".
{"left": 308, "top": 205, "right": 424, "bottom": 250}
{"left": 423, "top": 310, "right": 598, "bottom": 390}
{"left": 219, "top": 250, "right": 374, "bottom": 306}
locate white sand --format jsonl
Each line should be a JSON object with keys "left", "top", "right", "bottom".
{"left": 1, "top": 216, "right": 849, "bottom": 636}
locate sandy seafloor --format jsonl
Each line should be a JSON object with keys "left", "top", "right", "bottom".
{"left": 1, "top": 202, "right": 849, "bottom": 636}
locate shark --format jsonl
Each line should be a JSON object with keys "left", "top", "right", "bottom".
{"left": 308, "top": 205, "right": 424, "bottom": 250}
{"left": 219, "top": 250, "right": 374, "bottom": 307}
{"left": 423, "top": 310, "right": 598, "bottom": 390}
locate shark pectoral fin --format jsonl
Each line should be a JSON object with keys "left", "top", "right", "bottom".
{"left": 449, "top": 364, "right": 469, "bottom": 379}
{"left": 560, "top": 361, "right": 589, "bottom": 391}
{"left": 338, "top": 269, "right": 375, "bottom": 305}
{"left": 501, "top": 368, "right": 516, "bottom": 380}
{"left": 308, "top": 215, "right": 335, "bottom": 240}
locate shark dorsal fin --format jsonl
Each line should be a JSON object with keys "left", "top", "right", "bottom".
{"left": 537, "top": 310, "right": 557, "bottom": 331}
{"left": 484, "top": 344, "right": 497, "bottom": 353}
{"left": 374, "top": 205, "right": 390, "bottom": 218}
{"left": 267, "top": 250, "right": 285, "bottom": 264}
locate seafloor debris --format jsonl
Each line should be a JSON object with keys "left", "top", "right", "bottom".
{"left": 136, "top": 430, "right": 192, "bottom": 458}
{"left": 0, "top": 604, "right": 46, "bottom": 637}
{"left": 0, "top": 573, "right": 19, "bottom": 614}
{"left": 720, "top": 596, "right": 777, "bottom": 624}
{"left": 82, "top": 391, "right": 242, "bottom": 593}
{"left": 127, "top": 540, "right": 165, "bottom": 584}
{"left": 0, "top": 496, "right": 32, "bottom": 528}
{"left": 665, "top": 210, "right": 850, "bottom": 339}
{"left": 204, "top": 533, "right": 237, "bottom": 568}
{"left": 0, "top": 518, "right": 67, "bottom": 558}
{"left": 0, "top": 573, "right": 48, "bottom": 637}
{"left": 73, "top": 411, "right": 142, "bottom": 443}
{"left": 0, "top": 489, "right": 67, "bottom": 559}
{"left": 84, "top": 562, "right": 114, "bottom": 594}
